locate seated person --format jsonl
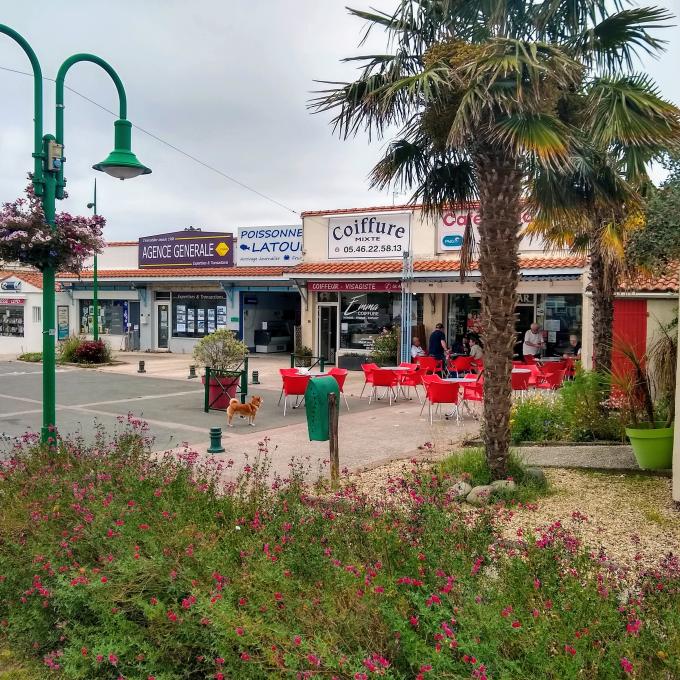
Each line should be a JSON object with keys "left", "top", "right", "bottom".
{"left": 411, "top": 336, "right": 426, "bottom": 359}
{"left": 450, "top": 335, "right": 465, "bottom": 354}
{"left": 563, "top": 334, "right": 582, "bottom": 358}
{"left": 469, "top": 336, "right": 484, "bottom": 361}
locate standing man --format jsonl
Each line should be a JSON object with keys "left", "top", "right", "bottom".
{"left": 522, "top": 322, "right": 545, "bottom": 358}
{"left": 428, "top": 323, "right": 448, "bottom": 364}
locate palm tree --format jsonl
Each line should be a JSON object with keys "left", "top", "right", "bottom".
{"left": 312, "top": 1, "right": 677, "bottom": 478}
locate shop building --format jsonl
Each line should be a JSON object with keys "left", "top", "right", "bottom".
{"left": 0, "top": 270, "right": 45, "bottom": 355}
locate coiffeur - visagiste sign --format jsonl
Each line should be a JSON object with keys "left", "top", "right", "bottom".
{"left": 138, "top": 231, "right": 234, "bottom": 269}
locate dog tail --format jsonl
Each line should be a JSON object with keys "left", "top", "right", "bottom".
{"left": 228, "top": 398, "right": 239, "bottom": 407}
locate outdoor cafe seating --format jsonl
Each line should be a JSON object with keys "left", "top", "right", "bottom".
{"left": 421, "top": 374, "right": 462, "bottom": 424}
{"left": 368, "top": 368, "right": 400, "bottom": 405}
{"left": 360, "top": 362, "right": 379, "bottom": 399}
{"left": 279, "top": 370, "right": 311, "bottom": 416}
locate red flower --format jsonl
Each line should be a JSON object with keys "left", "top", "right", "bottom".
{"left": 100, "top": 576, "right": 107, "bottom": 583}
{"left": 294, "top": 635, "right": 302, "bottom": 646}
{"left": 620, "top": 657, "right": 633, "bottom": 674}
{"left": 235, "top": 627, "right": 244, "bottom": 636}
{"left": 167, "top": 610, "right": 178, "bottom": 622}
{"left": 511, "top": 620, "right": 522, "bottom": 628}
{"left": 564, "top": 645, "right": 576, "bottom": 657}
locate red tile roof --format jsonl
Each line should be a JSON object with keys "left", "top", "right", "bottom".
{"left": 0, "top": 269, "right": 44, "bottom": 289}
{"left": 293, "top": 256, "right": 586, "bottom": 274}
{"left": 619, "top": 267, "right": 679, "bottom": 293}
{"left": 105, "top": 241, "right": 138, "bottom": 246}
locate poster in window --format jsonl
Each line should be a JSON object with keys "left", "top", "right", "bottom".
{"left": 57, "top": 306, "right": 69, "bottom": 340}
{"left": 176, "top": 322, "right": 186, "bottom": 333}
{"left": 176, "top": 305, "right": 186, "bottom": 323}
{"left": 187, "top": 308, "right": 195, "bottom": 333}
{"left": 197, "top": 319, "right": 205, "bottom": 333}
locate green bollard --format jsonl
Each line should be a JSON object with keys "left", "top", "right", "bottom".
{"left": 188, "top": 364, "right": 197, "bottom": 379}
{"left": 207, "top": 426, "right": 225, "bottom": 454}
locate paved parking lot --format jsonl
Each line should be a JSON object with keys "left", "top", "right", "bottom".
{"left": 0, "top": 358, "right": 479, "bottom": 478}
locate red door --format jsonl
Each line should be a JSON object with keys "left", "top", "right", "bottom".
{"left": 612, "top": 299, "right": 647, "bottom": 378}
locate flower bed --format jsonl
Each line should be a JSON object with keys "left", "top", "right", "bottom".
{"left": 0, "top": 426, "right": 677, "bottom": 678}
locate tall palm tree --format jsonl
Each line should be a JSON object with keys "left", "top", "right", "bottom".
{"left": 312, "top": 0, "right": 676, "bottom": 478}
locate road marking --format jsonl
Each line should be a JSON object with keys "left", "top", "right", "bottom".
{"left": 0, "top": 394, "right": 43, "bottom": 405}
{"left": 77, "top": 390, "right": 204, "bottom": 408}
{"left": 0, "top": 408, "right": 43, "bottom": 419}
{"left": 65, "top": 406, "right": 208, "bottom": 433}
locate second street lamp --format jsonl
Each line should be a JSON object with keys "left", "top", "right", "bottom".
{"left": 0, "top": 26, "right": 151, "bottom": 444}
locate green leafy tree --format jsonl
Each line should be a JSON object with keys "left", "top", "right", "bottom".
{"left": 312, "top": 0, "right": 678, "bottom": 477}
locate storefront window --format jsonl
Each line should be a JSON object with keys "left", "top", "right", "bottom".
{"left": 0, "top": 304, "right": 24, "bottom": 337}
{"left": 447, "top": 294, "right": 481, "bottom": 346}
{"left": 339, "top": 292, "right": 399, "bottom": 351}
{"left": 79, "top": 300, "right": 130, "bottom": 335}
{"left": 172, "top": 292, "right": 227, "bottom": 338}
{"left": 541, "top": 294, "right": 582, "bottom": 354}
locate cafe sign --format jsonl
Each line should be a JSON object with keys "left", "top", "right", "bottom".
{"left": 437, "top": 208, "right": 540, "bottom": 252}
{"left": 328, "top": 212, "right": 411, "bottom": 260}
{"left": 138, "top": 231, "right": 234, "bottom": 269}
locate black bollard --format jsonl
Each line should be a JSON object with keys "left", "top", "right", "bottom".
{"left": 207, "top": 427, "right": 225, "bottom": 454}
{"left": 251, "top": 370, "right": 260, "bottom": 385}
{"left": 188, "top": 364, "right": 197, "bottom": 379}
{"left": 137, "top": 360, "right": 146, "bottom": 374}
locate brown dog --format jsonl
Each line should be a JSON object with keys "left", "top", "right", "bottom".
{"left": 227, "top": 396, "right": 262, "bottom": 427}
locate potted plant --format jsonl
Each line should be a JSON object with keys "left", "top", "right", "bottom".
{"left": 370, "top": 328, "right": 399, "bottom": 367}
{"left": 611, "top": 322, "right": 676, "bottom": 470}
{"left": 293, "top": 345, "right": 313, "bottom": 368}
{"left": 193, "top": 329, "right": 248, "bottom": 409}
{"left": 337, "top": 352, "right": 367, "bottom": 371}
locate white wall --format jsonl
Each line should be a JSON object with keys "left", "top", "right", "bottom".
{"left": 83, "top": 244, "right": 138, "bottom": 270}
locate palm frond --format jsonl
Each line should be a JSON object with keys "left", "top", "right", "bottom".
{"left": 566, "top": 7, "right": 672, "bottom": 72}
{"left": 586, "top": 74, "right": 680, "bottom": 150}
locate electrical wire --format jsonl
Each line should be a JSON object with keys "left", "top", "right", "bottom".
{"left": 0, "top": 64, "right": 301, "bottom": 217}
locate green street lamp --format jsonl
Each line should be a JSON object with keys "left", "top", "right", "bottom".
{"left": 0, "top": 26, "right": 151, "bottom": 444}
{"left": 86, "top": 179, "right": 99, "bottom": 342}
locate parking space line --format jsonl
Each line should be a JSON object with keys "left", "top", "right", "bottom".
{"left": 76, "top": 389, "right": 204, "bottom": 408}
{"left": 0, "top": 393, "right": 43, "bottom": 405}
{"left": 64, "top": 406, "right": 208, "bottom": 433}
{"left": 0, "top": 408, "right": 43, "bottom": 419}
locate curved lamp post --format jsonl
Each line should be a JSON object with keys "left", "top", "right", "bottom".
{"left": 0, "top": 25, "right": 151, "bottom": 444}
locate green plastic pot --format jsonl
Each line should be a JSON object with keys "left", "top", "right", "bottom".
{"left": 625, "top": 424, "right": 674, "bottom": 470}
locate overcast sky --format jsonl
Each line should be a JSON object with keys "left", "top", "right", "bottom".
{"left": 1, "top": 0, "right": 679, "bottom": 241}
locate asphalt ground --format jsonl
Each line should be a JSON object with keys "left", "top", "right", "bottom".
{"left": 0, "top": 361, "right": 387, "bottom": 454}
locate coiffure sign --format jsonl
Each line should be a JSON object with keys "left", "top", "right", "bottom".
{"left": 437, "top": 208, "right": 539, "bottom": 252}
{"left": 328, "top": 212, "right": 411, "bottom": 260}
{"left": 138, "top": 231, "right": 233, "bottom": 269}
{"left": 237, "top": 225, "right": 302, "bottom": 266}
{"left": 308, "top": 281, "right": 402, "bottom": 293}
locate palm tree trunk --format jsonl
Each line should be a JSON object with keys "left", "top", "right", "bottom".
{"left": 474, "top": 148, "right": 523, "bottom": 480}
{"left": 590, "top": 240, "right": 616, "bottom": 375}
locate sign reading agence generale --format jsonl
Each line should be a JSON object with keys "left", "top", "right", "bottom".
{"left": 138, "top": 231, "right": 234, "bottom": 269}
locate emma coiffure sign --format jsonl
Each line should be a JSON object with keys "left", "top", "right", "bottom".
{"left": 328, "top": 212, "right": 411, "bottom": 260}
{"left": 237, "top": 225, "right": 303, "bottom": 266}
{"left": 138, "top": 231, "right": 233, "bottom": 269}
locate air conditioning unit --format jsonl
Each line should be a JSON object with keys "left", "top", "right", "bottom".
{"left": 1, "top": 281, "right": 21, "bottom": 291}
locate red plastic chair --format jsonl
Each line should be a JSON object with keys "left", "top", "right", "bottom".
{"left": 416, "top": 355, "right": 442, "bottom": 374}
{"left": 511, "top": 370, "right": 531, "bottom": 400}
{"left": 471, "top": 359, "right": 484, "bottom": 374}
{"left": 279, "top": 374, "right": 311, "bottom": 416}
{"left": 461, "top": 373, "right": 484, "bottom": 402}
{"left": 536, "top": 369, "right": 566, "bottom": 395}
{"left": 369, "top": 368, "right": 399, "bottom": 405}
{"left": 564, "top": 356, "right": 576, "bottom": 379}
{"left": 448, "top": 355, "right": 474, "bottom": 377}
{"left": 523, "top": 354, "right": 537, "bottom": 365}
{"left": 399, "top": 362, "right": 418, "bottom": 369}
{"left": 420, "top": 379, "right": 461, "bottom": 424}
{"left": 540, "top": 360, "right": 566, "bottom": 374}
{"left": 399, "top": 367, "right": 424, "bottom": 403}
{"left": 360, "top": 363, "right": 379, "bottom": 399}
{"left": 328, "top": 367, "right": 350, "bottom": 411}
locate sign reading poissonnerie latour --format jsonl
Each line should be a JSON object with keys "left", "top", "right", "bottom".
{"left": 138, "top": 231, "right": 234, "bottom": 269}
{"left": 328, "top": 212, "right": 411, "bottom": 260}
{"left": 237, "top": 226, "right": 303, "bottom": 266}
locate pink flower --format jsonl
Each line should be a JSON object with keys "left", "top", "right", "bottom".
{"left": 108, "top": 653, "right": 118, "bottom": 665}
{"left": 620, "top": 657, "right": 633, "bottom": 674}
{"left": 235, "top": 627, "right": 244, "bottom": 636}
{"left": 511, "top": 620, "right": 522, "bottom": 628}
{"left": 294, "top": 636, "right": 302, "bottom": 646}
{"left": 626, "top": 619, "right": 642, "bottom": 636}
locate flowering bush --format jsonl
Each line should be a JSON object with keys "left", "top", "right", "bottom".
{"left": 0, "top": 425, "right": 678, "bottom": 678}
{"left": 0, "top": 182, "right": 105, "bottom": 273}
{"left": 72, "top": 339, "right": 111, "bottom": 364}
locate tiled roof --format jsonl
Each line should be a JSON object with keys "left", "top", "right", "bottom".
{"left": 293, "top": 256, "right": 587, "bottom": 274}
{"left": 106, "top": 241, "right": 138, "bottom": 246}
{"left": 57, "top": 256, "right": 586, "bottom": 281}
{"left": 0, "top": 269, "right": 44, "bottom": 289}
{"left": 59, "top": 266, "right": 288, "bottom": 280}
{"left": 619, "top": 267, "right": 679, "bottom": 293}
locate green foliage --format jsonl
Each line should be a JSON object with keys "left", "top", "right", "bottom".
{"left": 1, "top": 430, "right": 678, "bottom": 678}
{"left": 510, "top": 371, "right": 626, "bottom": 443}
{"left": 438, "top": 448, "right": 548, "bottom": 502}
{"left": 56, "top": 335, "right": 111, "bottom": 365}
{"left": 370, "top": 328, "right": 399, "bottom": 366}
{"left": 57, "top": 335, "right": 82, "bottom": 363}
{"left": 16, "top": 352, "right": 42, "bottom": 362}
{"left": 293, "top": 345, "right": 313, "bottom": 367}
{"left": 192, "top": 329, "right": 248, "bottom": 372}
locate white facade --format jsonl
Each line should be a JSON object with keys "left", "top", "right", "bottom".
{"left": 0, "top": 273, "right": 45, "bottom": 355}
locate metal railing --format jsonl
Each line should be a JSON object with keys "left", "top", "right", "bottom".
{"left": 290, "top": 354, "right": 325, "bottom": 372}
{"left": 203, "top": 357, "right": 249, "bottom": 412}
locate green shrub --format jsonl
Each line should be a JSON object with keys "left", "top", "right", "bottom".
{"left": 72, "top": 339, "right": 111, "bottom": 364}
{"left": 192, "top": 329, "right": 248, "bottom": 372}
{"left": 1, "top": 430, "right": 678, "bottom": 679}
{"left": 510, "top": 395, "right": 565, "bottom": 444}
{"left": 57, "top": 335, "right": 82, "bottom": 363}
{"left": 293, "top": 345, "right": 313, "bottom": 367}
{"left": 370, "top": 328, "right": 398, "bottom": 366}
{"left": 559, "top": 371, "right": 625, "bottom": 441}
{"left": 16, "top": 352, "right": 42, "bottom": 362}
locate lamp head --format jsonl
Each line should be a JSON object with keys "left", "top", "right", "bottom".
{"left": 93, "top": 119, "right": 151, "bottom": 180}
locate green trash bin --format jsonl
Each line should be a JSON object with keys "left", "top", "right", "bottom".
{"left": 305, "top": 376, "right": 339, "bottom": 442}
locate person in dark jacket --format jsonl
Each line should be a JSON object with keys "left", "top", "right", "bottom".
{"left": 428, "top": 323, "right": 447, "bottom": 362}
